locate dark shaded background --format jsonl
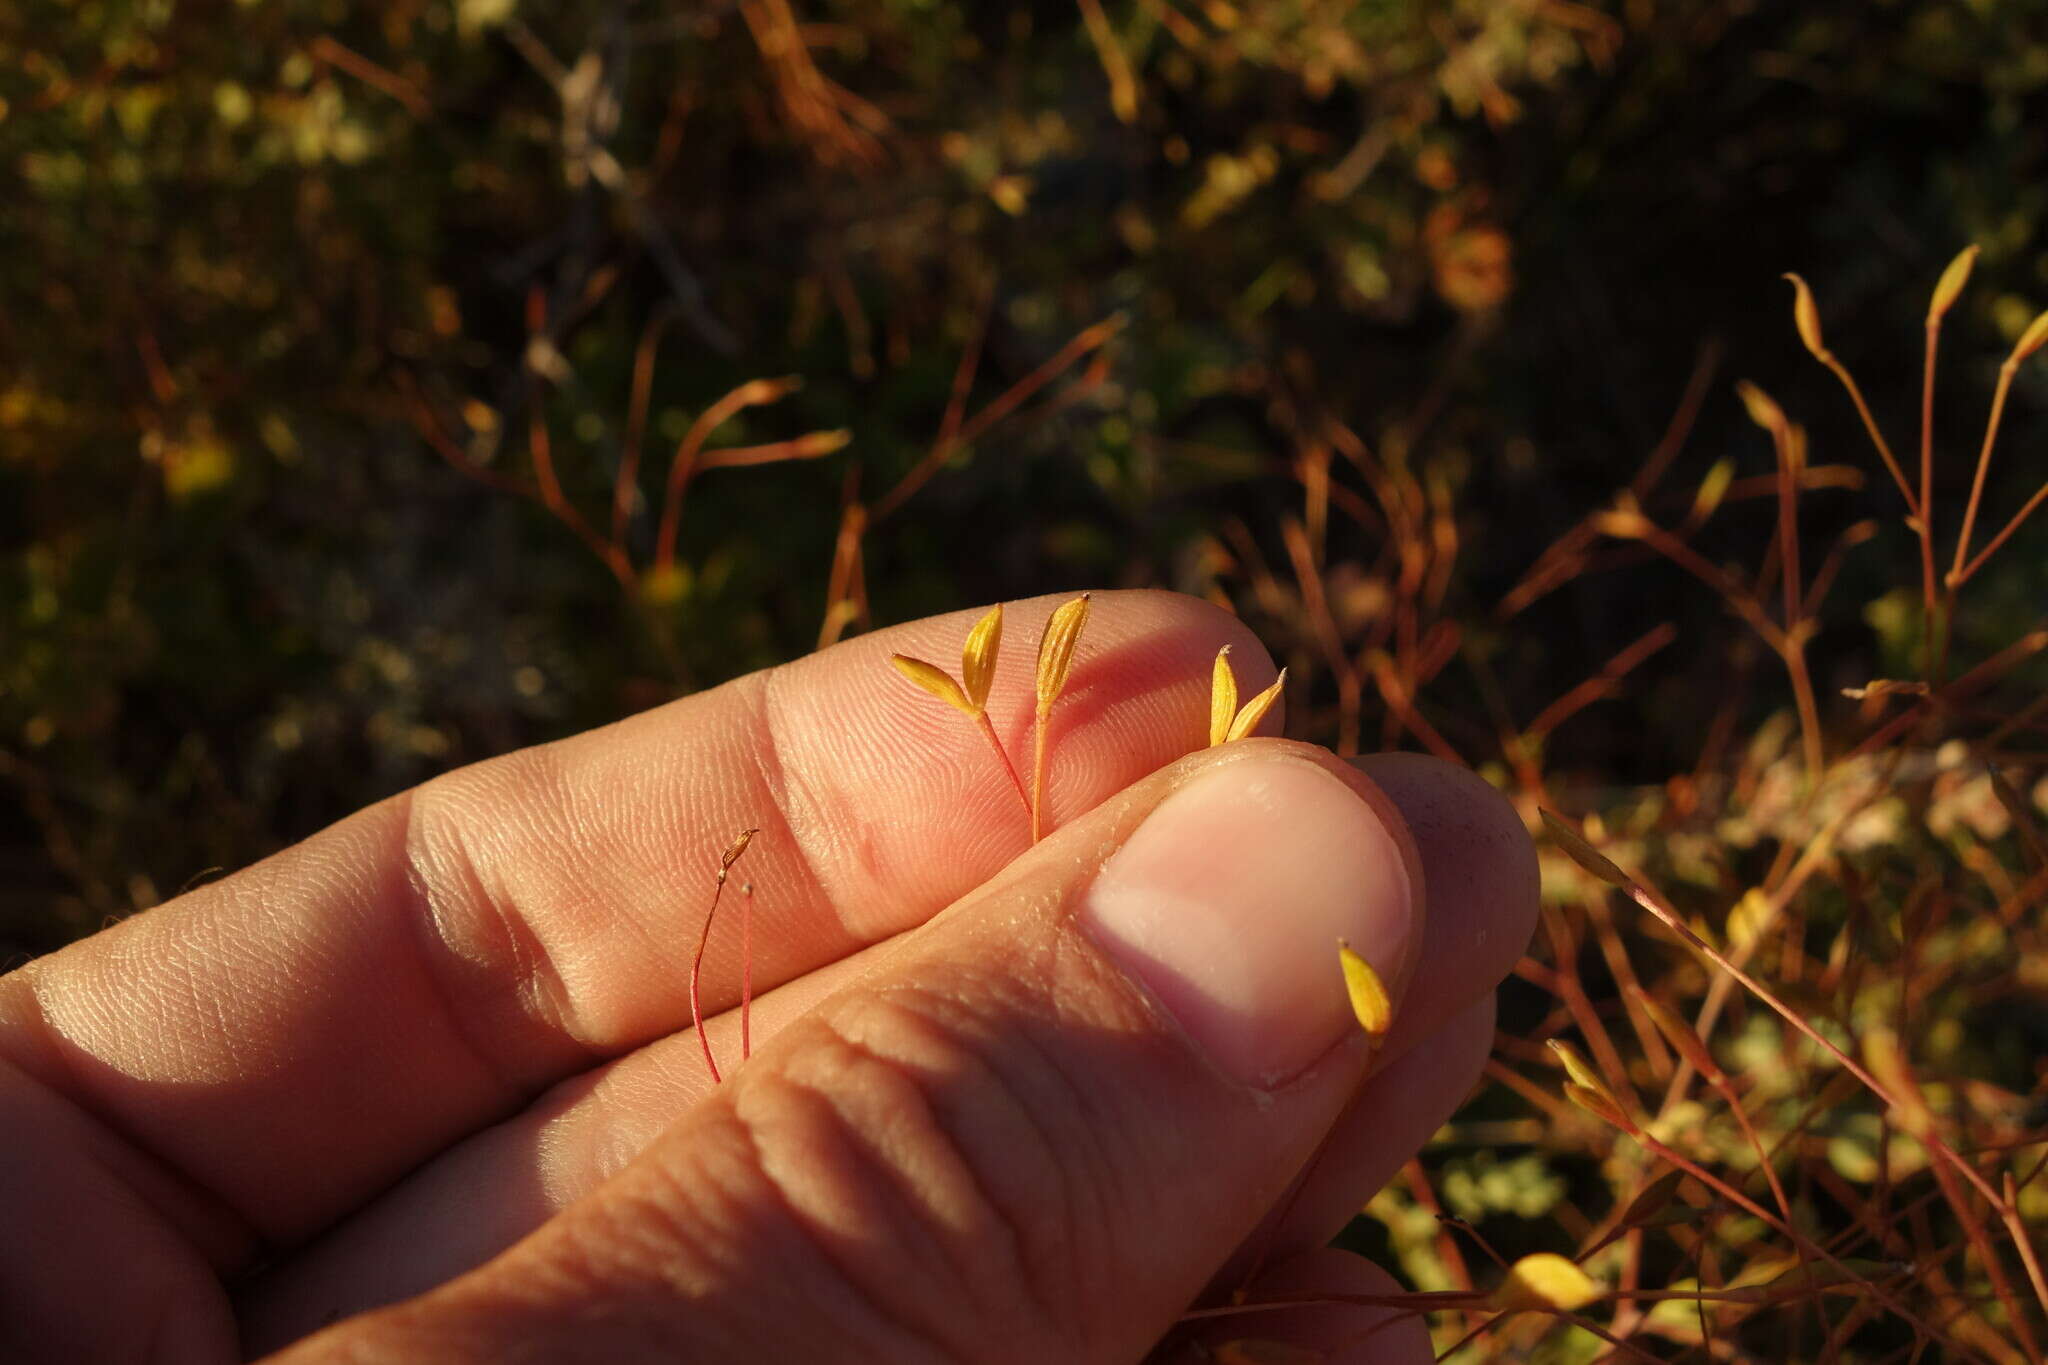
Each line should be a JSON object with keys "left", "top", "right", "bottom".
{"left": 5, "top": 0, "right": 2045, "bottom": 946}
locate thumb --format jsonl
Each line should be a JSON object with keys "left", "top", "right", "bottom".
{"left": 273, "top": 741, "right": 1424, "bottom": 1364}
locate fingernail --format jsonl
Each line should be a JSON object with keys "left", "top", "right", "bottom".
{"left": 1081, "top": 756, "right": 1416, "bottom": 1087}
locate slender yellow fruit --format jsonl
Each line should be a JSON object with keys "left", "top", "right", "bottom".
{"left": 1691, "top": 458, "right": 1735, "bottom": 522}
{"left": 1489, "top": 1253, "right": 1601, "bottom": 1314}
{"left": 1927, "top": 244, "right": 1979, "bottom": 323}
{"left": 1209, "top": 646, "right": 1238, "bottom": 747}
{"left": 1034, "top": 594, "right": 1091, "bottom": 712}
{"left": 1337, "top": 939, "right": 1391, "bottom": 1037}
{"left": 1224, "top": 669, "right": 1287, "bottom": 743}
{"left": 2010, "top": 310, "right": 2048, "bottom": 366}
{"left": 719, "top": 827, "right": 759, "bottom": 871}
{"left": 961, "top": 604, "right": 1003, "bottom": 713}
{"left": 1734, "top": 379, "right": 1788, "bottom": 435}
{"left": 1546, "top": 1038, "right": 1606, "bottom": 1095}
{"left": 1563, "top": 1082, "right": 1635, "bottom": 1132}
{"left": 1783, "top": 273, "right": 1828, "bottom": 360}
{"left": 889, "top": 654, "right": 974, "bottom": 715}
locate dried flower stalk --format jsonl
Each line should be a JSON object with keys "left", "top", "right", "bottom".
{"left": 690, "top": 827, "right": 759, "bottom": 1085}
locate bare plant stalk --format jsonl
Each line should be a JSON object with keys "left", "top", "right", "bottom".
{"left": 740, "top": 880, "right": 755, "bottom": 1062}
{"left": 1920, "top": 317, "right": 1944, "bottom": 674}
{"left": 974, "top": 711, "right": 1032, "bottom": 816}
{"left": 1031, "top": 714, "right": 1049, "bottom": 843}
{"left": 689, "top": 829, "right": 760, "bottom": 1085}
{"left": 1821, "top": 354, "right": 1917, "bottom": 514}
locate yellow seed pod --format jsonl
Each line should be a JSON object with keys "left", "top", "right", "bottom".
{"left": 793, "top": 428, "right": 854, "bottom": 457}
{"left": 1928, "top": 244, "right": 1979, "bottom": 324}
{"left": 1690, "top": 458, "right": 1735, "bottom": 523}
{"left": 1035, "top": 594, "right": 1092, "bottom": 711}
{"left": 1489, "top": 1253, "right": 1600, "bottom": 1314}
{"left": 1338, "top": 939, "right": 1391, "bottom": 1037}
{"left": 1735, "top": 379, "right": 1788, "bottom": 435}
{"left": 1209, "top": 645, "right": 1238, "bottom": 747}
{"left": 2011, "top": 310, "right": 2048, "bottom": 366}
{"left": 720, "top": 827, "right": 759, "bottom": 869}
{"left": 1563, "top": 1082, "right": 1633, "bottom": 1131}
{"left": 1783, "top": 273, "right": 1828, "bottom": 360}
{"left": 1225, "top": 669, "right": 1287, "bottom": 743}
{"left": 889, "top": 654, "right": 974, "bottom": 716}
{"left": 961, "top": 604, "right": 1003, "bottom": 713}
{"left": 1539, "top": 810, "right": 1630, "bottom": 889}
{"left": 1546, "top": 1039, "right": 1606, "bottom": 1094}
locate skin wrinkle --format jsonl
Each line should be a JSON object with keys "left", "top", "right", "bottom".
{"left": 5, "top": 982, "right": 265, "bottom": 1264}
{"left": 400, "top": 781, "right": 593, "bottom": 1096}
{"left": 936, "top": 960, "right": 1112, "bottom": 1344}
{"left": 712, "top": 1094, "right": 955, "bottom": 1365}
{"left": 851, "top": 947, "right": 1144, "bottom": 1351}
{"left": 745, "top": 666, "right": 877, "bottom": 949}
{"left": 803, "top": 995, "right": 1054, "bottom": 1345}
{"left": 757, "top": 1037, "right": 1020, "bottom": 1361}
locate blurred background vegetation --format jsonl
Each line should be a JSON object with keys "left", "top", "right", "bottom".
{"left": 7, "top": 1, "right": 2048, "bottom": 1357}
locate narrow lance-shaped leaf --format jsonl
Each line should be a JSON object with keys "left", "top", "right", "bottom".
{"left": 961, "top": 604, "right": 1003, "bottom": 714}
{"left": 890, "top": 654, "right": 974, "bottom": 715}
{"left": 1338, "top": 939, "right": 1391, "bottom": 1037}
{"left": 1225, "top": 669, "right": 1287, "bottom": 743}
{"left": 1209, "top": 645, "right": 1238, "bottom": 747}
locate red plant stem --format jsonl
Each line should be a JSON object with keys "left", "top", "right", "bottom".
{"left": 1951, "top": 359, "right": 2018, "bottom": 585}
{"left": 1954, "top": 477, "right": 2048, "bottom": 587}
{"left": 654, "top": 377, "right": 801, "bottom": 574}
{"left": 1631, "top": 1132, "right": 1974, "bottom": 1357}
{"left": 530, "top": 407, "right": 633, "bottom": 588}
{"left": 740, "top": 881, "right": 754, "bottom": 1063}
{"left": 1920, "top": 319, "right": 1944, "bottom": 675}
{"left": 871, "top": 311, "right": 1124, "bottom": 523}
{"left": 613, "top": 308, "right": 676, "bottom": 551}
{"left": 973, "top": 711, "right": 1032, "bottom": 819}
{"left": 1824, "top": 354, "right": 1917, "bottom": 513}
{"left": 689, "top": 870, "right": 733, "bottom": 1086}
{"left": 1031, "top": 704, "right": 1049, "bottom": 843}
{"left": 1627, "top": 876, "right": 2027, "bottom": 1247}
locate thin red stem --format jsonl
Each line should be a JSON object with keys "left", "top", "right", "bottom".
{"left": 689, "top": 871, "right": 731, "bottom": 1085}
{"left": 974, "top": 711, "right": 1032, "bottom": 819}
{"left": 740, "top": 881, "right": 754, "bottom": 1063}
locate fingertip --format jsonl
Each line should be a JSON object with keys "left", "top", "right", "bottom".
{"left": 1347, "top": 753, "right": 1539, "bottom": 1013}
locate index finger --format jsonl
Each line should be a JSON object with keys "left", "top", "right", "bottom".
{"left": 0, "top": 591, "right": 1272, "bottom": 1255}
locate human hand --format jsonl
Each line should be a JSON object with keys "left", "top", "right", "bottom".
{"left": 0, "top": 591, "right": 1537, "bottom": 1363}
